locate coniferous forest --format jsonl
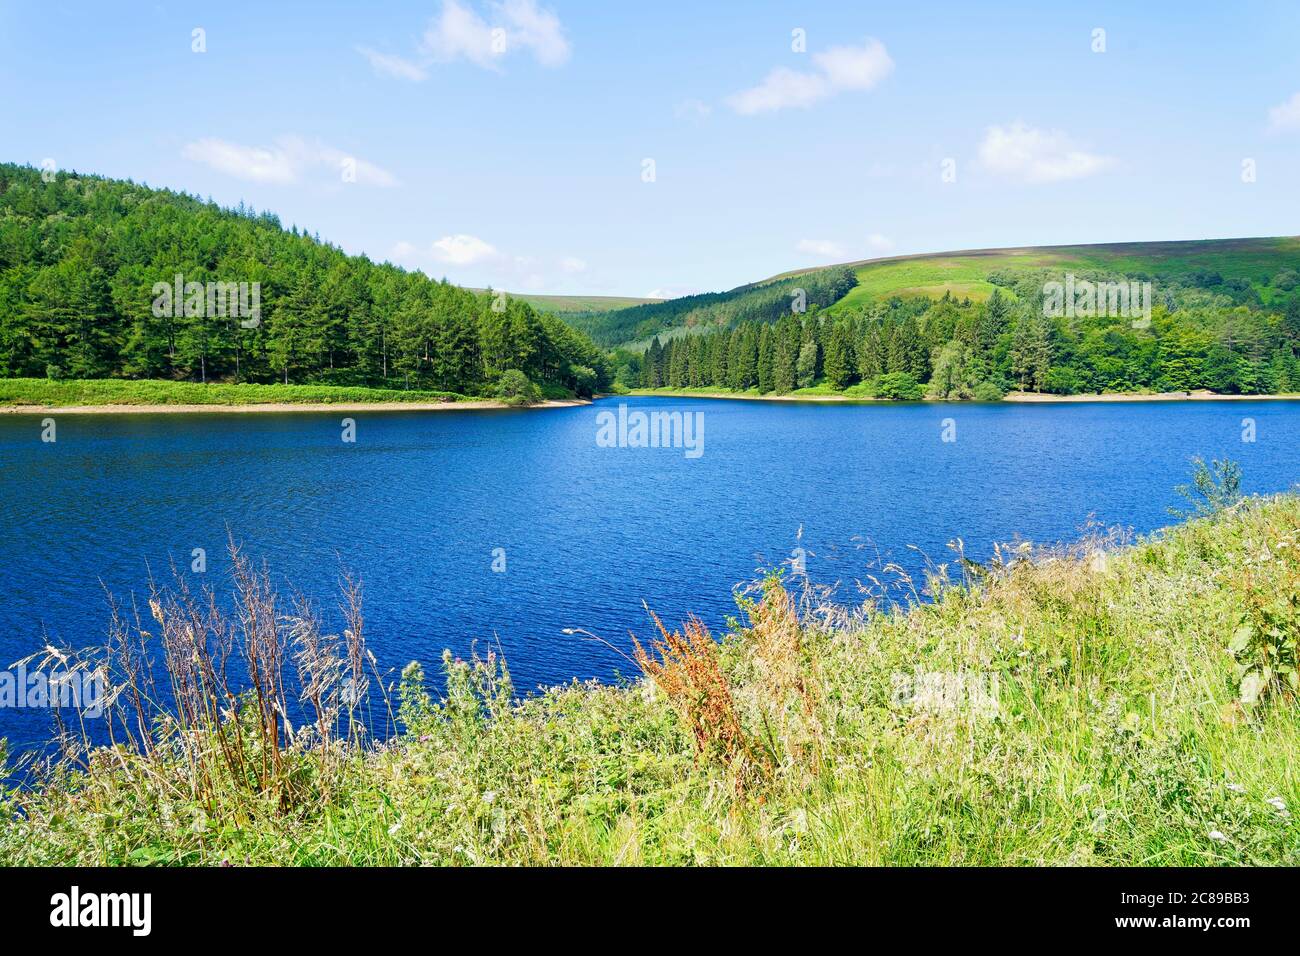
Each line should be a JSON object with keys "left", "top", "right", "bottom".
{"left": 0, "top": 164, "right": 612, "bottom": 397}
{"left": 623, "top": 272, "right": 1300, "bottom": 400}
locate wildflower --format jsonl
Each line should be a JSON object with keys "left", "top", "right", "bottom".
{"left": 1208, "top": 830, "right": 1228, "bottom": 842}
{"left": 483, "top": 790, "right": 497, "bottom": 805}
{"left": 388, "top": 822, "right": 401, "bottom": 836}
{"left": 1266, "top": 796, "right": 1287, "bottom": 813}
{"left": 1226, "top": 782, "right": 1245, "bottom": 793}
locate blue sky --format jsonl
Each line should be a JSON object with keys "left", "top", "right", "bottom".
{"left": 3, "top": 1, "right": 1300, "bottom": 298}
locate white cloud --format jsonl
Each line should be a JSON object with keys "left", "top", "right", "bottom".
{"left": 812, "top": 39, "right": 894, "bottom": 92}
{"left": 726, "top": 37, "right": 893, "bottom": 115}
{"left": 181, "top": 135, "right": 397, "bottom": 187}
{"left": 644, "top": 287, "right": 694, "bottom": 300}
{"left": 674, "top": 98, "right": 712, "bottom": 120}
{"left": 727, "top": 68, "right": 828, "bottom": 115}
{"left": 423, "top": 0, "right": 497, "bottom": 67}
{"left": 421, "top": 0, "right": 569, "bottom": 71}
{"left": 393, "top": 238, "right": 590, "bottom": 290}
{"left": 1268, "top": 92, "right": 1300, "bottom": 132}
{"left": 797, "top": 238, "right": 847, "bottom": 259}
{"left": 314, "top": 144, "right": 399, "bottom": 187}
{"left": 432, "top": 234, "right": 499, "bottom": 265}
{"left": 356, "top": 46, "right": 428, "bottom": 81}
{"left": 497, "top": 0, "right": 570, "bottom": 66}
{"left": 798, "top": 234, "right": 894, "bottom": 261}
{"left": 180, "top": 138, "right": 298, "bottom": 184}
{"left": 977, "top": 121, "right": 1115, "bottom": 183}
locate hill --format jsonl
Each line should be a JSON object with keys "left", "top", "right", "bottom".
{"left": 0, "top": 163, "right": 612, "bottom": 398}
{"left": 805, "top": 237, "right": 1300, "bottom": 314}
{"left": 615, "top": 236, "right": 1300, "bottom": 398}
{"left": 481, "top": 291, "right": 662, "bottom": 315}
{"left": 5, "top": 490, "right": 1297, "bottom": 865}
{"left": 581, "top": 237, "right": 1300, "bottom": 348}
{"left": 568, "top": 265, "right": 858, "bottom": 348}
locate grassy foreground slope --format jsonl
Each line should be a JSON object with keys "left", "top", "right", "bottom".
{"left": 3, "top": 495, "right": 1298, "bottom": 865}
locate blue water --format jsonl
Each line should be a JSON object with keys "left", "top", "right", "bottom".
{"left": 0, "top": 396, "right": 1296, "bottom": 749}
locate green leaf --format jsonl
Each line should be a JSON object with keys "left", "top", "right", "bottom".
{"left": 1228, "top": 625, "right": 1254, "bottom": 655}
{"left": 1239, "top": 670, "right": 1266, "bottom": 706}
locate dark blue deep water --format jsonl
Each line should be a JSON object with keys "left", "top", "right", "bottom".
{"left": 0, "top": 396, "right": 1297, "bottom": 749}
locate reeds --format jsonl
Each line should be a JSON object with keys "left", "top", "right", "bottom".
{"left": 38, "top": 537, "right": 389, "bottom": 823}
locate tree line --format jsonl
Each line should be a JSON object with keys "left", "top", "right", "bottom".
{"left": 0, "top": 164, "right": 611, "bottom": 397}
{"left": 624, "top": 276, "right": 1300, "bottom": 399}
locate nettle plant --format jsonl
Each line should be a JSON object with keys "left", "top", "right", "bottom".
{"left": 1230, "top": 535, "right": 1300, "bottom": 707}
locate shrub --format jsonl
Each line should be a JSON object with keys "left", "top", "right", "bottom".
{"left": 1170, "top": 456, "right": 1243, "bottom": 519}
{"left": 567, "top": 364, "right": 597, "bottom": 398}
{"left": 868, "top": 372, "right": 924, "bottom": 400}
{"left": 1043, "top": 366, "right": 1083, "bottom": 395}
{"left": 495, "top": 370, "right": 541, "bottom": 405}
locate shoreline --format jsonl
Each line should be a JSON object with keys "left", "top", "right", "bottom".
{"left": 1003, "top": 390, "right": 1300, "bottom": 403}
{"left": 624, "top": 390, "right": 861, "bottom": 403}
{"left": 4, "top": 390, "right": 1296, "bottom": 413}
{"left": 621, "top": 389, "right": 1300, "bottom": 404}
{"left": 0, "top": 398, "right": 590, "bottom": 415}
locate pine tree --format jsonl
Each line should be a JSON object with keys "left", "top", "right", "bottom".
{"left": 757, "top": 324, "right": 775, "bottom": 392}
{"left": 773, "top": 330, "right": 796, "bottom": 393}
{"left": 858, "top": 323, "right": 884, "bottom": 380}
{"left": 709, "top": 330, "right": 728, "bottom": 386}
{"left": 644, "top": 337, "right": 664, "bottom": 388}
{"left": 977, "top": 289, "right": 1011, "bottom": 358}
{"left": 796, "top": 338, "right": 818, "bottom": 389}
{"left": 823, "top": 320, "right": 856, "bottom": 388}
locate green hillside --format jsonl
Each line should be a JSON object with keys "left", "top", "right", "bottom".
{"left": 0, "top": 163, "right": 612, "bottom": 399}
{"left": 581, "top": 237, "right": 1300, "bottom": 348}
{"left": 569, "top": 266, "right": 858, "bottom": 348}
{"left": 814, "top": 238, "right": 1300, "bottom": 314}
{"left": 620, "top": 235, "right": 1300, "bottom": 398}
{"left": 469, "top": 290, "right": 661, "bottom": 315}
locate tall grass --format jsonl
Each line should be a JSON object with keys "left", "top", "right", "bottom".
{"left": 2, "top": 497, "right": 1298, "bottom": 865}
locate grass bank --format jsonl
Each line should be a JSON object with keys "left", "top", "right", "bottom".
{"left": 626, "top": 386, "right": 1300, "bottom": 404}
{"left": 0, "top": 378, "right": 587, "bottom": 411}
{"left": 2, "top": 496, "right": 1298, "bottom": 865}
